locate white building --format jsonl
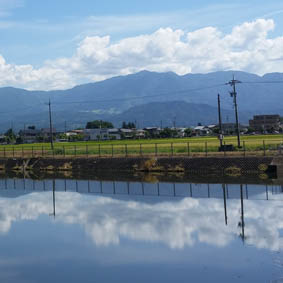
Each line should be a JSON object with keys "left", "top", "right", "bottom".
{"left": 83, "top": 128, "right": 121, "bottom": 141}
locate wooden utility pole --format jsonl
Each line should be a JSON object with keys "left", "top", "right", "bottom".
{"left": 218, "top": 94, "right": 223, "bottom": 147}
{"left": 227, "top": 76, "right": 241, "bottom": 148}
{"left": 48, "top": 99, "right": 54, "bottom": 150}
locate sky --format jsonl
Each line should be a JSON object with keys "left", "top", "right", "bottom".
{"left": 0, "top": 0, "right": 283, "bottom": 90}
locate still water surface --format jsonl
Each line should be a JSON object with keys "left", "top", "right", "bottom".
{"left": 0, "top": 178, "right": 283, "bottom": 282}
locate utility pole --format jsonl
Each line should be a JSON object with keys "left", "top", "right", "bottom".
{"left": 64, "top": 121, "right": 67, "bottom": 133}
{"left": 218, "top": 94, "right": 223, "bottom": 147}
{"left": 48, "top": 99, "right": 54, "bottom": 150}
{"left": 227, "top": 76, "right": 241, "bottom": 148}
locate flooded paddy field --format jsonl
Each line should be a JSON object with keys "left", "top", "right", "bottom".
{"left": 0, "top": 176, "right": 283, "bottom": 282}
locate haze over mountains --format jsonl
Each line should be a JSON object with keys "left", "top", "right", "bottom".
{"left": 1, "top": 70, "right": 282, "bottom": 131}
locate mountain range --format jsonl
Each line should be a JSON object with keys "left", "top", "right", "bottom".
{"left": 0, "top": 70, "right": 282, "bottom": 131}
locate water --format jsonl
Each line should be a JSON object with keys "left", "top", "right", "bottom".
{"left": 0, "top": 178, "right": 283, "bottom": 282}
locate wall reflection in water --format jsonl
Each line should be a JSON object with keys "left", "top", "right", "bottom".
{"left": 0, "top": 178, "right": 282, "bottom": 251}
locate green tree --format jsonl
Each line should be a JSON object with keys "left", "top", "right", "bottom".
{"left": 121, "top": 121, "right": 136, "bottom": 129}
{"left": 86, "top": 120, "right": 114, "bottom": 129}
{"left": 246, "top": 127, "right": 255, "bottom": 134}
{"left": 184, "top": 128, "right": 193, "bottom": 137}
{"left": 5, "top": 128, "right": 16, "bottom": 144}
{"left": 160, "top": 128, "right": 174, "bottom": 138}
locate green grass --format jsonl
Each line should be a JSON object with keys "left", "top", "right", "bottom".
{"left": 0, "top": 134, "right": 282, "bottom": 157}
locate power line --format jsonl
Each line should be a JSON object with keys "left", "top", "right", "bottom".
{"left": 241, "top": 81, "right": 283, "bottom": 84}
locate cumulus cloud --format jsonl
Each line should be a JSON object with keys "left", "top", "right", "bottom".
{"left": 0, "top": 18, "right": 282, "bottom": 90}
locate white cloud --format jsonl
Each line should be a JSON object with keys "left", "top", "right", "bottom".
{"left": 0, "top": 18, "right": 282, "bottom": 90}
{"left": 0, "top": 0, "right": 23, "bottom": 17}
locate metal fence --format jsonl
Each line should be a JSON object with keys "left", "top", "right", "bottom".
{"left": 0, "top": 140, "right": 282, "bottom": 158}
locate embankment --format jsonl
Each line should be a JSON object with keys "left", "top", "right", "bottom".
{"left": 0, "top": 156, "right": 277, "bottom": 175}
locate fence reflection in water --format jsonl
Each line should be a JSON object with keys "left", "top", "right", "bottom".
{"left": 0, "top": 178, "right": 282, "bottom": 201}
{"left": 1, "top": 178, "right": 283, "bottom": 244}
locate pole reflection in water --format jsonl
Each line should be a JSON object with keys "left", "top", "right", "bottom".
{"left": 49, "top": 179, "right": 56, "bottom": 219}
{"left": 239, "top": 184, "right": 245, "bottom": 243}
{"left": 222, "top": 184, "right": 228, "bottom": 226}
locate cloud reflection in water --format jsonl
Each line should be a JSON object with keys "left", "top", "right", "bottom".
{"left": 0, "top": 191, "right": 282, "bottom": 251}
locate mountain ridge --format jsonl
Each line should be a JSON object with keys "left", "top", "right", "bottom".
{"left": 0, "top": 70, "right": 282, "bottom": 131}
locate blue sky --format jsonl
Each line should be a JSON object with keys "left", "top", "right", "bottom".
{"left": 0, "top": 0, "right": 283, "bottom": 89}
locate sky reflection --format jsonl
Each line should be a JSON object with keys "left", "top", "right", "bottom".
{"left": 0, "top": 183, "right": 282, "bottom": 252}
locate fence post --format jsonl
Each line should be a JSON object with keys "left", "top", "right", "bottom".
{"left": 86, "top": 145, "right": 88, "bottom": 158}
{"left": 111, "top": 144, "right": 114, "bottom": 157}
{"left": 63, "top": 146, "right": 65, "bottom": 158}
{"left": 224, "top": 142, "right": 226, "bottom": 157}
{"left": 243, "top": 141, "right": 246, "bottom": 157}
{"left": 3, "top": 147, "right": 5, "bottom": 158}
{"left": 12, "top": 147, "right": 14, "bottom": 158}
{"left": 125, "top": 144, "right": 128, "bottom": 157}
{"left": 22, "top": 146, "right": 24, "bottom": 158}
{"left": 155, "top": 143, "right": 158, "bottom": 156}
{"left": 205, "top": 142, "right": 208, "bottom": 157}
{"left": 171, "top": 142, "right": 173, "bottom": 157}
{"left": 32, "top": 146, "right": 34, "bottom": 158}
{"left": 42, "top": 146, "right": 44, "bottom": 157}
{"left": 98, "top": 144, "right": 101, "bottom": 157}
{"left": 187, "top": 142, "right": 190, "bottom": 156}
{"left": 263, "top": 140, "right": 266, "bottom": 156}
{"left": 74, "top": 145, "right": 76, "bottom": 157}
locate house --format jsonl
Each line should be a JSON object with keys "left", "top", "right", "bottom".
{"left": 19, "top": 127, "right": 41, "bottom": 143}
{"left": 176, "top": 127, "right": 187, "bottom": 138}
{"left": 221, "top": 123, "right": 247, "bottom": 135}
{"left": 193, "top": 126, "right": 211, "bottom": 136}
{"left": 143, "top": 127, "right": 161, "bottom": 138}
{"left": 135, "top": 129, "right": 146, "bottom": 139}
{"left": 41, "top": 128, "right": 57, "bottom": 141}
{"left": 108, "top": 128, "right": 121, "bottom": 140}
{"left": 83, "top": 128, "right": 121, "bottom": 141}
{"left": 119, "top": 128, "right": 135, "bottom": 139}
{"left": 249, "top": 115, "right": 281, "bottom": 133}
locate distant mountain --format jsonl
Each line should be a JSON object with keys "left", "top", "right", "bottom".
{"left": 0, "top": 70, "right": 282, "bottom": 131}
{"left": 108, "top": 101, "right": 251, "bottom": 128}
